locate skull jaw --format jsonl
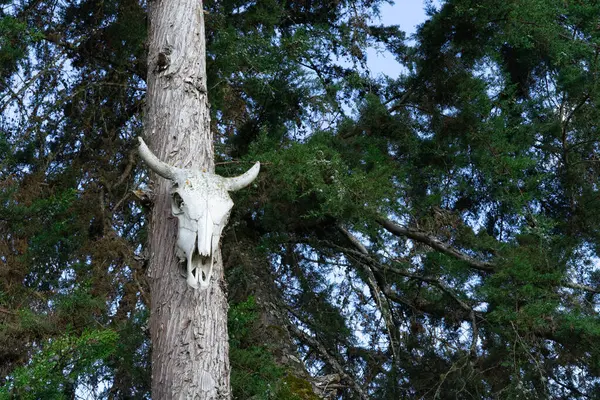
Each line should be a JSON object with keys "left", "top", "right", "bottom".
{"left": 174, "top": 212, "right": 227, "bottom": 290}
{"left": 176, "top": 234, "right": 215, "bottom": 290}
{"left": 186, "top": 251, "right": 213, "bottom": 290}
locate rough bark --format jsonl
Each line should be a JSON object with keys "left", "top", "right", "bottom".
{"left": 145, "top": 0, "right": 230, "bottom": 398}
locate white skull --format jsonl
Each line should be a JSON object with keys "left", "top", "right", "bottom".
{"left": 138, "top": 137, "right": 260, "bottom": 289}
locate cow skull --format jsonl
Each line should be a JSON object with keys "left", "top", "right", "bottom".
{"left": 138, "top": 137, "right": 260, "bottom": 289}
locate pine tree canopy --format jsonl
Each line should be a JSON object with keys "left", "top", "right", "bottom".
{"left": 1, "top": 0, "right": 600, "bottom": 398}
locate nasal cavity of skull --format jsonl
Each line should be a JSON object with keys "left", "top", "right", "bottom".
{"left": 172, "top": 192, "right": 184, "bottom": 214}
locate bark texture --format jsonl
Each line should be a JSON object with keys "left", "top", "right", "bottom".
{"left": 145, "top": 0, "right": 230, "bottom": 398}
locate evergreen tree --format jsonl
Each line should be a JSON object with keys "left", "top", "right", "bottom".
{"left": 1, "top": 0, "right": 599, "bottom": 398}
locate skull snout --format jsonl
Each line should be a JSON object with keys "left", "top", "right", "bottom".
{"left": 176, "top": 216, "right": 215, "bottom": 289}
{"left": 197, "top": 213, "right": 213, "bottom": 257}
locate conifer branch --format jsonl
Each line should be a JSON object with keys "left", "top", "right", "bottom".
{"left": 287, "top": 324, "right": 369, "bottom": 400}
{"left": 377, "top": 217, "right": 600, "bottom": 297}
{"left": 377, "top": 217, "right": 495, "bottom": 272}
{"left": 338, "top": 225, "right": 401, "bottom": 368}
{"left": 563, "top": 282, "right": 600, "bottom": 294}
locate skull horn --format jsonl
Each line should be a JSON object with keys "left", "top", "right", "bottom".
{"left": 137, "top": 137, "right": 176, "bottom": 180}
{"left": 222, "top": 162, "right": 260, "bottom": 191}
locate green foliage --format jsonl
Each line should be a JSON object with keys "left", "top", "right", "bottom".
{"left": 245, "top": 130, "right": 395, "bottom": 231}
{"left": 229, "top": 297, "right": 312, "bottom": 400}
{"left": 0, "top": 330, "right": 118, "bottom": 399}
{"left": 0, "top": 16, "right": 37, "bottom": 80}
{"left": 2, "top": 0, "right": 600, "bottom": 398}
{"left": 229, "top": 297, "right": 283, "bottom": 399}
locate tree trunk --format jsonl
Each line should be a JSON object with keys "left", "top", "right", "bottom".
{"left": 223, "top": 229, "right": 340, "bottom": 399}
{"left": 145, "top": 0, "right": 230, "bottom": 398}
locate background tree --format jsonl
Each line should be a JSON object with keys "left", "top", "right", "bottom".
{"left": 1, "top": 0, "right": 600, "bottom": 399}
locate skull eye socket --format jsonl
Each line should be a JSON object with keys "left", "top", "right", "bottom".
{"left": 172, "top": 192, "right": 185, "bottom": 214}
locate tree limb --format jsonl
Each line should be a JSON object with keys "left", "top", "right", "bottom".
{"left": 377, "top": 217, "right": 495, "bottom": 272}
{"left": 563, "top": 282, "right": 600, "bottom": 294}
{"left": 338, "top": 225, "right": 401, "bottom": 367}
{"left": 288, "top": 323, "right": 369, "bottom": 400}
{"left": 377, "top": 217, "right": 600, "bottom": 297}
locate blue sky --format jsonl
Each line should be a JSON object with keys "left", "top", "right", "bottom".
{"left": 380, "top": 0, "right": 429, "bottom": 33}
{"left": 366, "top": 0, "right": 431, "bottom": 76}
